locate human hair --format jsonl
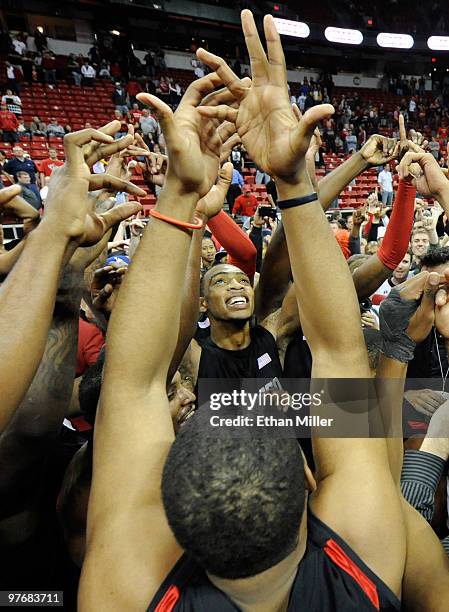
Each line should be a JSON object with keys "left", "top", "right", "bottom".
{"left": 421, "top": 246, "right": 449, "bottom": 268}
{"left": 17, "top": 170, "right": 29, "bottom": 178}
{"left": 78, "top": 349, "right": 105, "bottom": 425}
{"left": 161, "top": 413, "right": 305, "bottom": 579}
{"left": 363, "top": 328, "right": 382, "bottom": 371}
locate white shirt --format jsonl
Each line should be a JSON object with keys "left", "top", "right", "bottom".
{"left": 7, "top": 65, "right": 15, "bottom": 79}
{"left": 13, "top": 39, "right": 26, "bottom": 55}
{"left": 378, "top": 170, "right": 393, "bottom": 192}
{"left": 409, "top": 99, "right": 416, "bottom": 112}
{"left": 81, "top": 65, "right": 96, "bottom": 78}
{"left": 298, "top": 94, "right": 306, "bottom": 111}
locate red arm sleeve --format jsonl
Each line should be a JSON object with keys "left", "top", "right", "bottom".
{"left": 363, "top": 212, "right": 374, "bottom": 238}
{"left": 208, "top": 210, "right": 257, "bottom": 279}
{"left": 377, "top": 179, "right": 416, "bottom": 270}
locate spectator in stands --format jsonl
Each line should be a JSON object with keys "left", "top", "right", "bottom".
{"left": 4, "top": 146, "right": 38, "bottom": 186}
{"left": 81, "top": 60, "right": 96, "bottom": 87}
{"left": 346, "top": 129, "right": 358, "bottom": 153}
{"left": 33, "top": 26, "right": 48, "bottom": 53}
{"left": 12, "top": 35, "right": 26, "bottom": 56}
{"left": 33, "top": 53, "right": 43, "bottom": 82}
{"left": 1, "top": 89, "right": 22, "bottom": 116}
{"left": 129, "top": 103, "right": 142, "bottom": 127}
{"left": 46, "top": 118, "right": 65, "bottom": 138}
{"left": 5, "top": 61, "right": 19, "bottom": 94}
{"left": 227, "top": 166, "right": 244, "bottom": 213}
{"left": 16, "top": 170, "right": 41, "bottom": 210}
{"left": 410, "top": 228, "right": 430, "bottom": 270}
{"left": 201, "top": 237, "right": 217, "bottom": 273}
{"left": 112, "top": 82, "right": 129, "bottom": 115}
{"left": 30, "top": 115, "right": 47, "bottom": 136}
{"left": 232, "top": 184, "right": 258, "bottom": 229}
{"left": 39, "top": 148, "right": 64, "bottom": 185}
{"left": 428, "top": 136, "right": 441, "bottom": 160}
{"left": 99, "top": 60, "right": 111, "bottom": 79}
{"left": 67, "top": 53, "right": 82, "bottom": 87}
{"left": 42, "top": 51, "right": 57, "bottom": 85}
{"left": 378, "top": 163, "right": 394, "bottom": 206}
{"left": 297, "top": 91, "right": 306, "bottom": 112}
{"left": 126, "top": 79, "right": 142, "bottom": 106}
{"left": 139, "top": 108, "right": 158, "bottom": 146}
{"left": 0, "top": 103, "right": 19, "bottom": 143}
{"left": 0, "top": 150, "right": 13, "bottom": 188}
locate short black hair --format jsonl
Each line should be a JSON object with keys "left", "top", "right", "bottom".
{"left": 78, "top": 349, "right": 105, "bottom": 425}
{"left": 421, "top": 247, "right": 449, "bottom": 268}
{"left": 161, "top": 414, "right": 305, "bottom": 579}
{"left": 363, "top": 328, "right": 382, "bottom": 371}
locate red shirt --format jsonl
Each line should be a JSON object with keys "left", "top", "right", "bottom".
{"left": 40, "top": 157, "right": 64, "bottom": 177}
{"left": 76, "top": 318, "right": 105, "bottom": 377}
{"left": 233, "top": 193, "right": 258, "bottom": 217}
{"left": 0, "top": 110, "right": 19, "bottom": 131}
{"left": 127, "top": 81, "right": 142, "bottom": 97}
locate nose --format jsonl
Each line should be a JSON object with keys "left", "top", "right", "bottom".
{"left": 228, "top": 278, "right": 245, "bottom": 290}
{"left": 180, "top": 387, "right": 196, "bottom": 405}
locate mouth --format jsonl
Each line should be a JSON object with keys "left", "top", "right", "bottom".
{"left": 226, "top": 295, "right": 249, "bottom": 309}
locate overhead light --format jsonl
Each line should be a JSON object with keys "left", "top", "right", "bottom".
{"left": 273, "top": 18, "right": 310, "bottom": 39}
{"left": 428, "top": 36, "right": 449, "bottom": 51}
{"left": 37, "top": 26, "right": 44, "bottom": 34}
{"left": 111, "top": 30, "right": 120, "bottom": 36}
{"left": 377, "top": 32, "right": 414, "bottom": 49}
{"left": 325, "top": 27, "right": 363, "bottom": 45}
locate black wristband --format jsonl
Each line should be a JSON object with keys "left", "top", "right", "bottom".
{"left": 278, "top": 193, "right": 318, "bottom": 210}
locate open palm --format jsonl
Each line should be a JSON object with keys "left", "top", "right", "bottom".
{"left": 197, "top": 11, "right": 333, "bottom": 183}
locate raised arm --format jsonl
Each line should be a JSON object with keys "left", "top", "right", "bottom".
{"left": 0, "top": 126, "right": 143, "bottom": 433}
{"left": 80, "top": 73, "right": 233, "bottom": 610}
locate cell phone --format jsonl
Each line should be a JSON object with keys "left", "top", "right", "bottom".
{"left": 258, "top": 206, "right": 277, "bottom": 220}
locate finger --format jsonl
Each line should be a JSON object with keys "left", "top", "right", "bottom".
{"left": 263, "top": 14, "right": 288, "bottom": 87}
{"left": 64, "top": 129, "right": 114, "bottom": 167}
{"left": 177, "top": 72, "right": 223, "bottom": 108}
{"left": 0, "top": 184, "right": 22, "bottom": 205}
{"left": 86, "top": 134, "right": 135, "bottom": 167}
{"left": 217, "top": 121, "right": 237, "bottom": 143}
{"left": 436, "top": 288, "right": 448, "bottom": 306}
{"left": 88, "top": 173, "right": 147, "bottom": 196}
{"left": 99, "top": 202, "right": 143, "bottom": 230}
{"left": 93, "top": 284, "right": 113, "bottom": 306}
{"left": 399, "top": 114, "right": 407, "bottom": 142}
{"left": 137, "top": 93, "right": 177, "bottom": 146}
{"left": 196, "top": 50, "right": 249, "bottom": 101}
{"left": 292, "top": 103, "right": 302, "bottom": 122}
{"left": 197, "top": 104, "right": 239, "bottom": 123}
{"left": 293, "top": 104, "right": 335, "bottom": 153}
{"left": 201, "top": 86, "right": 239, "bottom": 108}
{"left": 398, "top": 151, "right": 427, "bottom": 179}
{"left": 220, "top": 133, "right": 241, "bottom": 163}
{"left": 420, "top": 271, "right": 441, "bottom": 310}
{"left": 134, "top": 132, "right": 150, "bottom": 152}
{"left": 241, "top": 8, "right": 269, "bottom": 83}
{"left": 215, "top": 162, "right": 233, "bottom": 196}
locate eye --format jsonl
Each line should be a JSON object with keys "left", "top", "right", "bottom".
{"left": 240, "top": 278, "right": 250, "bottom": 284}
{"left": 214, "top": 278, "right": 225, "bottom": 285}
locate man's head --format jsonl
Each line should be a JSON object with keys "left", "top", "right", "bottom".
{"left": 5, "top": 89, "right": 13, "bottom": 96}
{"left": 242, "top": 184, "right": 251, "bottom": 197}
{"left": 411, "top": 230, "right": 430, "bottom": 259}
{"left": 17, "top": 170, "right": 30, "bottom": 184}
{"left": 201, "top": 237, "right": 216, "bottom": 267}
{"left": 393, "top": 252, "right": 412, "bottom": 282}
{"left": 162, "top": 413, "right": 306, "bottom": 578}
{"left": 200, "top": 264, "right": 254, "bottom": 323}
{"left": 329, "top": 220, "right": 339, "bottom": 236}
{"left": 421, "top": 246, "right": 449, "bottom": 274}
{"left": 0, "top": 150, "right": 6, "bottom": 162}
{"left": 48, "top": 147, "right": 57, "bottom": 159}
{"left": 142, "top": 108, "right": 150, "bottom": 117}
{"left": 384, "top": 163, "right": 391, "bottom": 173}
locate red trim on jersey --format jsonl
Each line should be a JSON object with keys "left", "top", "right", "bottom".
{"left": 154, "top": 585, "right": 180, "bottom": 612}
{"left": 324, "top": 538, "right": 380, "bottom": 610}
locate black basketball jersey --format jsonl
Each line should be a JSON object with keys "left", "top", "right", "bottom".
{"left": 147, "top": 511, "right": 400, "bottom": 611}
{"left": 197, "top": 325, "right": 283, "bottom": 381}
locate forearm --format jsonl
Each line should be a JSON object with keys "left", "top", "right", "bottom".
{"left": 208, "top": 210, "right": 256, "bottom": 278}
{"left": 0, "top": 221, "right": 70, "bottom": 431}
{"left": 349, "top": 234, "right": 360, "bottom": 255}
{"left": 0, "top": 239, "right": 25, "bottom": 276}
{"left": 353, "top": 255, "right": 392, "bottom": 301}
{"left": 277, "top": 178, "right": 370, "bottom": 375}
{"left": 255, "top": 222, "right": 291, "bottom": 321}
{"left": 105, "top": 181, "right": 198, "bottom": 388}
{"left": 318, "top": 152, "right": 368, "bottom": 212}
{"left": 377, "top": 180, "right": 416, "bottom": 269}
{"left": 168, "top": 224, "right": 204, "bottom": 382}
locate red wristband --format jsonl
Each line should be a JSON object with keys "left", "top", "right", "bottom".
{"left": 149, "top": 209, "right": 204, "bottom": 230}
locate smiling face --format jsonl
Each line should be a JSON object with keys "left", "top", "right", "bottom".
{"left": 411, "top": 231, "right": 429, "bottom": 258}
{"left": 201, "top": 238, "right": 216, "bottom": 267}
{"left": 393, "top": 253, "right": 411, "bottom": 281}
{"left": 202, "top": 264, "right": 254, "bottom": 322}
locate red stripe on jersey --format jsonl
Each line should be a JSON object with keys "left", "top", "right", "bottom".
{"left": 324, "top": 538, "right": 380, "bottom": 610}
{"left": 154, "top": 585, "right": 180, "bottom": 612}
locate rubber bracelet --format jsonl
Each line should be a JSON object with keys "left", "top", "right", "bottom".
{"left": 278, "top": 193, "right": 318, "bottom": 210}
{"left": 149, "top": 209, "right": 204, "bottom": 230}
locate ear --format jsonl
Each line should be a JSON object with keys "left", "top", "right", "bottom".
{"left": 199, "top": 296, "right": 208, "bottom": 314}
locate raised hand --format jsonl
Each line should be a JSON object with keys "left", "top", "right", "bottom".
{"left": 195, "top": 162, "right": 233, "bottom": 221}
{"left": 359, "top": 134, "right": 398, "bottom": 167}
{"left": 0, "top": 187, "right": 40, "bottom": 234}
{"left": 43, "top": 127, "right": 145, "bottom": 246}
{"left": 137, "top": 73, "right": 231, "bottom": 197}
{"left": 195, "top": 10, "right": 334, "bottom": 186}
{"left": 91, "top": 264, "right": 127, "bottom": 317}
{"left": 398, "top": 150, "right": 449, "bottom": 200}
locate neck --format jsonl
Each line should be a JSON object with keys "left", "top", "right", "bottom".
{"left": 202, "top": 259, "right": 213, "bottom": 270}
{"left": 209, "top": 512, "right": 308, "bottom": 612}
{"left": 209, "top": 317, "right": 251, "bottom": 350}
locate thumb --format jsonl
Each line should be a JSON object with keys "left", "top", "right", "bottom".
{"left": 292, "top": 103, "right": 302, "bottom": 122}
{"left": 99, "top": 202, "right": 143, "bottom": 231}
{"left": 420, "top": 271, "right": 441, "bottom": 310}
{"left": 215, "top": 162, "right": 233, "bottom": 196}
{"left": 136, "top": 93, "right": 176, "bottom": 146}
{"left": 293, "top": 104, "right": 334, "bottom": 153}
